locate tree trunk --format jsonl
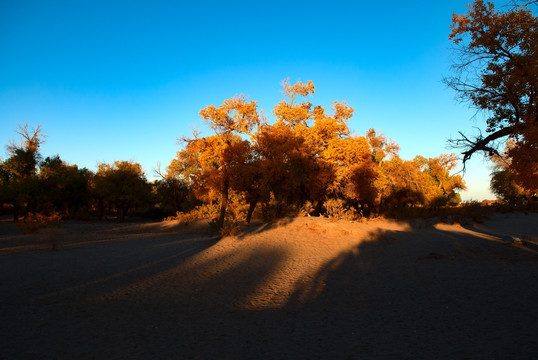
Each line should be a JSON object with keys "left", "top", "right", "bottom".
{"left": 217, "top": 179, "right": 229, "bottom": 229}
{"left": 13, "top": 203, "right": 20, "bottom": 223}
{"left": 246, "top": 198, "right": 258, "bottom": 224}
{"left": 275, "top": 201, "right": 282, "bottom": 218}
{"left": 117, "top": 202, "right": 129, "bottom": 223}
{"left": 97, "top": 200, "right": 105, "bottom": 221}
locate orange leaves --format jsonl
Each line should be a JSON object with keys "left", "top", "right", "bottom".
{"left": 97, "top": 160, "right": 144, "bottom": 177}
{"left": 273, "top": 81, "right": 353, "bottom": 153}
{"left": 306, "top": 102, "right": 352, "bottom": 147}
{"left": 449, "top": 1, "right": 496, "bottom": 44}
{"left": 449, "top": 13, "right": 471, "bottom": 44}
{"left": 505, "top": 124, "right": 538, "bottom": 194}
{"left": 272, "top": 100, "right": 312, "bottom": 127}
{"left": 331, "top": 101, "right": 354, "bottom": 121}
{"left": 175, "top": 134, "right": 253, "bottom": 205}
{"left": 449, "top": 0, "right": 537, "bottom": 65}
{"left": 170, "top": 78, "right": 468, "bottom": 219}
{"left": 322, "top": 135, "right": 377, "bottom": 201}
{"left": 447, "top": 1, "right": 538, "bottom": 171}
{"left": 274, "top": 79, "right": 318, "bottom": 128}
{"left": 281, "top": 78, "right": 315, "bottom": 102}
{"left": 199, "top": 95, "right": 261, "bottom": 137}
{"left": 367, "top": 129, "right": 399, "bottom": 164}
{"left": 257, "top": 122, "right": 304, "bottom": 160}
{"left": 324, "top": 136, "right": 371, "bottom": 165}
{"left": 376, "top": 154, "right": 466, "bottom": 207}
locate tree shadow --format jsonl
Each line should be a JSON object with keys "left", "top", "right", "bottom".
{"left": 235, "top": 216, "right": 297, "bottom": 240}
{"left": 285, "top": 218, "right": 538, "bottom": 359}
{"left": 0, "top": 221, "right": 293, "bottom": 359}
{"left": 3, "top": 215, "right": 538, "bottom": 359}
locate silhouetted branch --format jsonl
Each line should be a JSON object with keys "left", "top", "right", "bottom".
{"left": 507, "top": 0, "right": 538, "bottom": 9}
{"left": 448, "top": 124, "right": 523, "bottom": 170}
{"left": 7, "top": 122, "right": 45, "bottom": 154}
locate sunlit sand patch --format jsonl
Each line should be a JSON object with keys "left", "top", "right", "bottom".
{"left": 95, "top": 217, "right": 411, "bottom": 310}
{"left": 41, "top": 215, "right": 536, "bottom": 310}
{"left": 228, "top": 218, "right": 411, "bottom": 309}
{"left": 433, "top": 222, "right": 505, "bottom": 243}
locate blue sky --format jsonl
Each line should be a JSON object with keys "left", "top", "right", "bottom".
{"left": 1, "top": 0, "right": 507, "bottom": 200}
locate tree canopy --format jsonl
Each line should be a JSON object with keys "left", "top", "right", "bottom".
{"left": 169, "top": 80, "right": 466, "bottom": 227}
{"left": 447, "top": 0, "right": 537, "bottom": 197}
{"left": 447, "top": 1, "right": 537, "bottom": 161}
{"left": 1, "top": 80, "right": 471, "bottom": 226}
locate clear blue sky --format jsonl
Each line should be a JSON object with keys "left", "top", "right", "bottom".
{"left": 1, "top": 0, "right": 507, "bottom": 200}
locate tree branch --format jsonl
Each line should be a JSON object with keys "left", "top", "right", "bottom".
{"left": 448, "top": 124, "right": 524, "bottom": 168}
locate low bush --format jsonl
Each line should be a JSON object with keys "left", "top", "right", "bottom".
{"left": 164, "top": 203, "right": 220, "bottom": 224}
{"left": 299, "top": 201, "right": 314, "bottom": 217}
{"left": 16, "top": 212, "right": 61, "bottom": 234}
{"left": 214, "top": 219, "right": 243, "bottom": 237}
{"left": 324, "top": 199, "right": 358, "bottom": 221}
{"left": 16, "top": 212, "right": 62, "bottom": 250}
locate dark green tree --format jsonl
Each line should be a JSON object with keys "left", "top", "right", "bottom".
{"left": 38, "top": 155, "right": 92, "bottom": 217}
{"left": 92, "top": 160, "right": 151, "bottom": 222}
{"left": 153, "top": 173, "right": 193, "bottom": 214}
{"left": 1, "top": 124, "right": 45, "bottom": 222}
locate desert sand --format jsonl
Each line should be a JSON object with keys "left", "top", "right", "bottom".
{"left": 1, "top": 212, "right": 537, "bottom": 359}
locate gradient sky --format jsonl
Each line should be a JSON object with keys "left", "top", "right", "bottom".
{"left": 1, "top": 0, "right": 508, "bottom": 200}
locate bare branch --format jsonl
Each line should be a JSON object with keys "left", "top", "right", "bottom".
{"left": 177, "top": 127, "right": 201, "bottom": 145}
{"left": 448, "top": 124, "right": 524, "bottom": 169}
{"left": 153, "top": 161, "right": 166, "bottom": 180}
{"left": 6, "top": 122, "right": 45, "bottom": 155}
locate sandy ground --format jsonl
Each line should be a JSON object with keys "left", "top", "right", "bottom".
{"left": 1, "top": 212, "right": 537, "bottom": 359}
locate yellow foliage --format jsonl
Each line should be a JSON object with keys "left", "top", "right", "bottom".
{"left": 199, "top": 95, "right": 261, "bottom": 137}
{"left": 169, "top": 79, "right": 467, "bottom": 225}
{"left": 367, "top": 129, "right": 399, "bottom": 164}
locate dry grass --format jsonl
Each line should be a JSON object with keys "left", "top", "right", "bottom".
{"left": 164, "top": 204, "right": 220, "bottom": 224}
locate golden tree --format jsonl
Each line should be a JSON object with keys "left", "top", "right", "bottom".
{"left": 447, "top": 1, "right": 537, "bottom": 168}
{"left": 322, "top": 135, "right": 377, "bottom": 206}
{"left": 171, "top": 79, "right": 468, "bottom": 224}
{"left": 177, "top": 96, "right": 261, "bottom": 228}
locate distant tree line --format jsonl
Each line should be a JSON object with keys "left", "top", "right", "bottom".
{"left": 0, "top": 124, "right": 195, "bottom": 223}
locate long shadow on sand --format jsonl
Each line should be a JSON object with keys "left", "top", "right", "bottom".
{"left": 1, "top": 214, "right": 537, "bottom": 359}
{"left": 284, "top": 214, "right": 538, "bottom": 359}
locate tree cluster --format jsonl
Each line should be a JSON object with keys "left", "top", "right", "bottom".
{"left": 0, "top": 124, "right": 163, "bottom": 223}
{"left": 5, "top": 1, "right": 537, "bottom": 226}
{"left": 1, "top": 83, "right": 467, "bottom": 226}
{"left": 166, "top": 80, "right": 466, "bottom": 227}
